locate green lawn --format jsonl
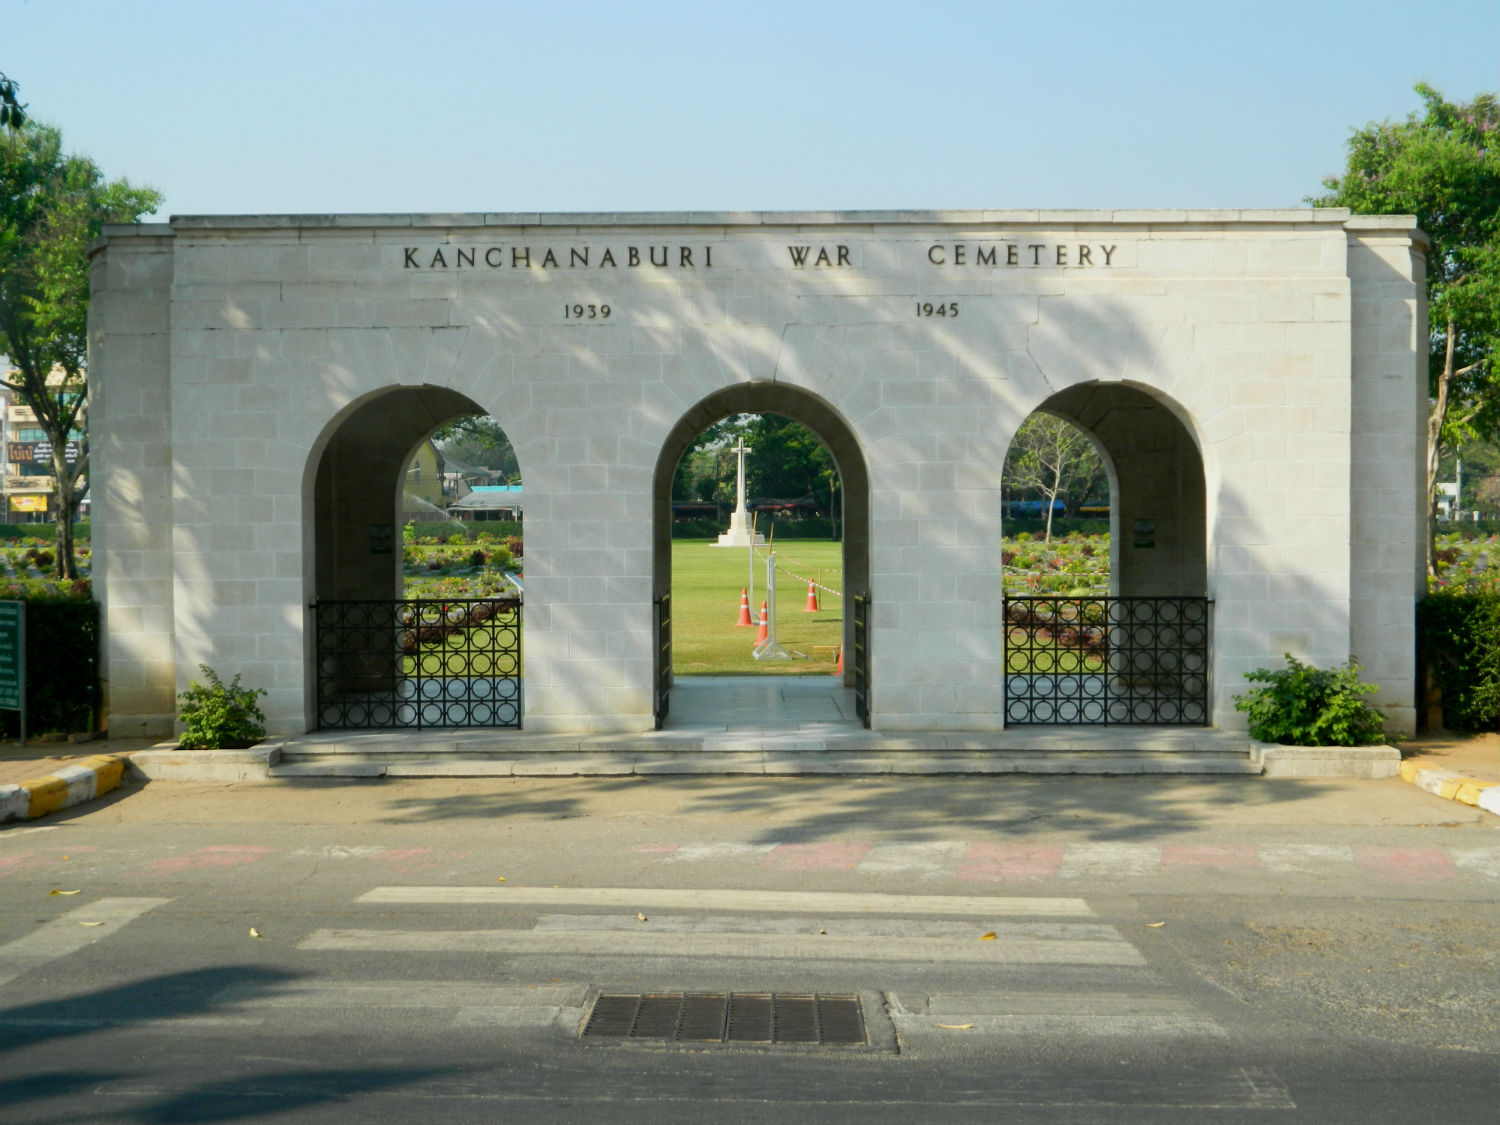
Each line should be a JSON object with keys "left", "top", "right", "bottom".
{"left": 671, "top": 539, "right": 845, "bottom": 676}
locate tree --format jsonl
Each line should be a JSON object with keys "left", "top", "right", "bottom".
{"left": 0, "top": 120, "right": 161, "bottom": 577}
{"left": 743, "top": 414, "right": 836, "bottom": 511}
{"left": 0, "top": 72, "right": 24, "bottom": 130}
{"left": 670, "top": 415, "right": 751, "bottom": 505}
{"left": 1003, "top": 413, "right": 1103, "bottom": 542}
{"left": 432, "top": 415, "right": 520, "bottom": 482}
{"left": 1478, "top": 471, "right": 1500, "bottom": 518}
{"left": 1313, "top": 83, "right": 1500, "bottom": 573}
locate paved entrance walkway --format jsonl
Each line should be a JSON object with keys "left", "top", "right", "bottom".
{"left": 664, "top": 676, "right": 860, "bottom": 733}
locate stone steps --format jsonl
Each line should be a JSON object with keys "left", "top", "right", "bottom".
{"left": 129, "top": 729, "right": 1399, "bottom": 782}
{"left": 269, "top": 747, "right": 1263, "bottom": 779}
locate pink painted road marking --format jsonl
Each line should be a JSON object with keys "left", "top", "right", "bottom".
{"left": 1356, "top": 846, "right": 1457, "bottom": 882}
{"left": 139, "top": 845, "right": 275, "bottom": 876}
{"left": 1161, "top": 844, "right": 1259, "bottom": 868}
{"left": 0, "top": 851, "right": 36, "bottom": 876}
{"left": 763, "top": 843, "right": 873, "bottom": 871}
{"left": 0, "top": 845, "right": 102, "bottom": 877}
{"left": 955, "top": 843, "right": 1064, "bottom": 881}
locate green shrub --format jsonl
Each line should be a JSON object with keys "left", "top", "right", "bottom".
{"left": 177, "top": 665, "right": 267, "bottom": 750}
{"left": 1233, "top": 654, "right": 1388, "bottom": 746}
{"left": 1417, "top": 592, "right": 1500, "bottom": 732}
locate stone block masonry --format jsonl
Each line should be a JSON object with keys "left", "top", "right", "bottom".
{"left": 88, "top": 210, "right": 1428, "bottom": 741}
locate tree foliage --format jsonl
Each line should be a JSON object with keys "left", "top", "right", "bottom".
{"left": 743, "top": 414, "right": 836, "bottom": 509}
{"left": 1312, "top": 83, "right": 1500, "bottom": 571}
{"left": 0, "top": 119, "right": 161, "bottom": 576}
{"left": 432, "top": 415, "right": 520, "bottom": 482}
{"left": 672, "top": 414, "right": 839, "bottom": 516}
{"left": 0, "top": 72, "right": 24, "bottom": 130}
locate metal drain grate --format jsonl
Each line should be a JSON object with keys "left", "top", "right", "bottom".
{"left": 583, "top": 992, "right": 867, "bottom": 1045}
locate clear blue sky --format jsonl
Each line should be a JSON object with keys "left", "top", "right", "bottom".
{"left": 4, "top": 0, "right": 1496, "bottom": 218}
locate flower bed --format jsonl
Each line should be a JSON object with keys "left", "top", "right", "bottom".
{"left": 1430, "top": 532, "right": 1497, "bottom": 594}
{"left": 1003, "top": 531, "right": 1110, "bottom": 595}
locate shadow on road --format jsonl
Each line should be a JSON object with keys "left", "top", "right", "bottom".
{"left": 0, "top": 966, "right": 459, "bottom": 1123}
{"left": 368, "top": 769, "right": 1341, "bottom": 844}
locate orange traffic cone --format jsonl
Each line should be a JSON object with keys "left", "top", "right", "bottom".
{"left": 756, "top": 602, "right": 769, "bottom": 645}
{"left": 831, "top": 645, "right": 844, "bottom": 677}
{"left": 736, "top": 587, "right": 753, "bottom": 626}
{"left": 804, "top": 581, "right": 820, "bottom": 613}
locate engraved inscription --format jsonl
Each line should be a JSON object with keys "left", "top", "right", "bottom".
{"left": 927, "top": 243, "right": 1117, "bottom": 267}
{"left": 403, "top": 245, "right": 712, "bottom": 270}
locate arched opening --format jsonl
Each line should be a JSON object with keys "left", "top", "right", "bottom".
{"left": 1002, "top": 382, "right": 1210, "bottom": 725}
{"left": 652, "top": 385, "right": 871, "bottom": 729}
{"left": 305, "top": 385, "right": 523, "bottom": 730}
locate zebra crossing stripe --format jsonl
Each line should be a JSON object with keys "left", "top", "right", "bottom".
{"left": 355, "top": 885, "right": 1094, "bottom": 916}
{"left": 300, "top": 927, "right": 1144, "bottom": 965}
{"left": 212, "top": 980, "right": 590, "bottom": 1010}
{"left": 0, "top": 897, "right": 170, "bottom": 987}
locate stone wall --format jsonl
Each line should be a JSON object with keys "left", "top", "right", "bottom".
{"left": 88, "top": 210, "right": 1427, "bottom": 738}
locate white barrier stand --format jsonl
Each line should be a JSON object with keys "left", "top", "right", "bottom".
{"left": 753, "top": 551, "right": 794, "bottom": 660}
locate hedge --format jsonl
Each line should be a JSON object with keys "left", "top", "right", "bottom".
{"left": 0, "top": 520, "right": 90, "bottom": 542}
{"left": 0, "top": 596, "right": 99, "bottom": 737}
{"left": 1417, "top": 592, "right": 1500, "bottom": 732}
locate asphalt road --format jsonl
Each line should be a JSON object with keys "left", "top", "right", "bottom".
{"left": 1, "top": 772, "right": 1495, "bottom": 1124}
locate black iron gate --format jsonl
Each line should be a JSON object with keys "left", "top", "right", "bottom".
{"left": 654, "top": 592, "right": 671, "bottom": 730}
{"left": 313, "top": 598, "right": 521, "bottom": 729}
{"left": 1003, "top": 596, "right": 1210, "bottom": 725}
{"left": 853, "top": 592, "right": 871, "bottom": 728}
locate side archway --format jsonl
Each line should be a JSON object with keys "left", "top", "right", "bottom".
{"left": 1028, "top": 382, "right": 1207, "bottom": 598}
{"left": 303, "top": 384, "right": 512, "bottom": 730}
{"left": 1003, "top": 382, "right": 1211, "bottom": 726}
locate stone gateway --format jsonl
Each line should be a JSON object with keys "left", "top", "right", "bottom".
{"left": 87, "top": 210, "right": 1427, "bottom": 740}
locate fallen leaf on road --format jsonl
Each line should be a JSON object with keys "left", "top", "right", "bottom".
{"left": 980, "top": 932, "right": 996, "bottom": 941}
{"left": 49, "top": 889, "right": 80, "bottom": 896}
{"left": 249, "top": 927, "right": 264, "bottom": 939}
{"left": 1146, "top": 922, "right": 1166, "bottom": 928}
{"left": 936, "top": 1023, "right": 974, "bottom": 1030}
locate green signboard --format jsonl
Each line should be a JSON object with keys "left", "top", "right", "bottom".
{"left": 0, "top": 600, "right": 23, "bottom": 715}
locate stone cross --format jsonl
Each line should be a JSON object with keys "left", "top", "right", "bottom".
{"left": 731, "top": 438, "right": 752, "bottom": 516}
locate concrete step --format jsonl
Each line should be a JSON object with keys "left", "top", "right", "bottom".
{"left": 268, "top": 750, "right": 1263, "bottom": 779}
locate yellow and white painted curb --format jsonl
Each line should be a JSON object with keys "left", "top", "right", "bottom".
{"left": 1399, "top": 759, "right": 1500, "bottom": 813}
{"left": 0, "top": 755, "right": 129, "bottom": 824}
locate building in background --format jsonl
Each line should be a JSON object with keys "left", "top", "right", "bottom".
{"left": 1, "top": 366, "right": 83, "bottom": 526}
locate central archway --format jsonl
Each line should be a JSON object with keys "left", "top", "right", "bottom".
{"left": 652, "top": 384, "right": 871, "bottom": 728}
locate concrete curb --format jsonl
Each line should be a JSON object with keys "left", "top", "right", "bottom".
{"left": 1399, "top": 759, "right": 1499, "bottom": 810}
{"left": 0, "top": 754, "right": 129, "bottom": 824}
{"left": 1251, "top": 742, "right": 1402, "bottom": 779}
{"left": 126, "top": 742, "right": 283, "bottom": 783}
